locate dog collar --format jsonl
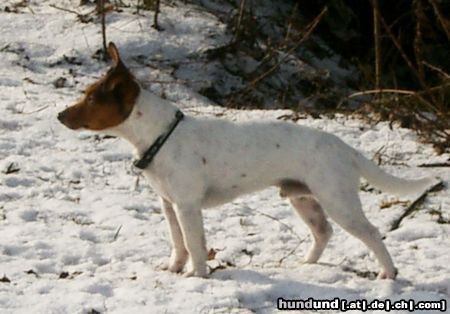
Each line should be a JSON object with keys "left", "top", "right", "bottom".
{"left": 133, "top": 110, "right": 184, "bottom": 170}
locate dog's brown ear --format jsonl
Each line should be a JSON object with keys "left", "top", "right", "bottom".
{"left": 108, "top": 42, "right": 121, "bottom": 66}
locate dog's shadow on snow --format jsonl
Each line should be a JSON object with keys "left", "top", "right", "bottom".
{"left": 211, "top": 268, "right": 362, "bottom": 311}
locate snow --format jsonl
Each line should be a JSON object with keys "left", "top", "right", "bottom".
{"left": 1, "top": 1, "right": 449, "bottom": 313}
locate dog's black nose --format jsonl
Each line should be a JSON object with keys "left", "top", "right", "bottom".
{"left": 57, "top": 111, "right": 65, "bottom": 123}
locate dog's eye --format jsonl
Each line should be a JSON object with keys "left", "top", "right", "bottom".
{"left": 87, "top": 95, "right": 94, "bottom": 105}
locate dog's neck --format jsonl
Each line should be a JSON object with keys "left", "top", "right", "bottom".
{"left": 108, "top": 88, "right": 181, "bottom": 157}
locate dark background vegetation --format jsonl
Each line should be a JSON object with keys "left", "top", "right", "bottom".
{"left": 297, "top": 0, "right": 450, "bottom": 152}
{"left": 193, "top": 0, "right": 450, "bottom": 152}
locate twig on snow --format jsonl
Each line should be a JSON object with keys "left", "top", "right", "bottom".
{"left": 389, "top": 180, "right": 444, "bottom": 231}
{"left": 418, "top": 162, "right": 450, "bottom": 168}
{"left": 254, "top": 209, "right": 306, "bottom": 265}
{"left": 255, "top": 210, "right": 300, "bottom": 240}
{"left": 21, "top": 105, "right": 50, "bottom": 115}
{"left": 49, "top": 4, "right": 94, "bottom": 23}
{"left": 112, "top": 225, "right": 122, "bottom": 241}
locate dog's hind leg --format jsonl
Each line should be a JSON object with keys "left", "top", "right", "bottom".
{"left": 160, "top": 198, "right": 189, "bottom": 273}
{"left": 289, "top": 196, "right": 333, "bottom": 263}
{"left": 315, "top": 188, "right": 397, "bottom": 279}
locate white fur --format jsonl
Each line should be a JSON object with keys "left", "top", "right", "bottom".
{"left": 108, "top": 89, "right": 435, "bottom": 278}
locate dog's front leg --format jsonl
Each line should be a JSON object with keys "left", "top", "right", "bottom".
{"left": 174, "top": 203, "right": 208, "bottom": 278}
{"left": 160, "top": 198, "right": 189, "bottom": 273}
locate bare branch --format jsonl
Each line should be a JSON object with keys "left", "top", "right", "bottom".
{"left": 152, "top": 0, "right": 162, "bottom": 31}
{"left": 428, "top": 0, "right": 450, "bottom": 42}
{"left": 100, "top": 0, "right": 108, "bottom": 60}
{"left": 372, "top": 0, "right": 382, "bottom": 89}
{"left": 389, "top": 180, "right": 444, "bottom": 231}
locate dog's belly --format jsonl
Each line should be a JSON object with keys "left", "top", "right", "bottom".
{"left": 201, "top": 169, "right": 291, "bottom": 208}
{"left": 201, "top": 188, "right": 239, "bottom": 208}
{"left": 201, "top": 184, "right": 266, "bottom": 208}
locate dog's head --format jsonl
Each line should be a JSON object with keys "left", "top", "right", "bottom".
{"left": 57, "top": 43, "right": 140, "bottom": 131}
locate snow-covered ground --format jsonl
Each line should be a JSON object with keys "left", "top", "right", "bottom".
{"left": 1, "top": 1, "right": 449, "bottom": 313}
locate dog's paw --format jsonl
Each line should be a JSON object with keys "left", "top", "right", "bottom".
{"left": 183, "top": 268, "right": 208, "bottom": 278}
{"left": 301, "top": 254, "right": 320, "bottom": 264}
{"left": 160, "top": 259, "right": 186, "bottom": 273}
{"left": 302, "top": 257, "right": 319, "bottom": 264}
{"left": 168, "top": 261, "right": 185, "bottom": 273}
{"left": 163, "top": 250, "right": 188, "bottom": 273}
{"left": 377, "top": 268, "right": 398, "bottom": 280}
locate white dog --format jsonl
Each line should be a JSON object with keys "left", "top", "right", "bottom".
{"left": 58, "top": 43, "right": 435, "bottom": 279}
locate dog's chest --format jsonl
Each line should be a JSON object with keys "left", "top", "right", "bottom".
{"left": 142, "top": 168, "right": 173, "bottom": 201}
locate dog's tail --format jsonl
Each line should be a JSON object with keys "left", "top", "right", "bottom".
{"left": 353, "top": 150, "right": 438, "bottom": 196}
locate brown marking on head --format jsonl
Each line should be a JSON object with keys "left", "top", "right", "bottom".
{"left": 202, "top": 157, "right": 207, "bottom": 165}
{"left": 57, "top": 42, "right": 140, "bottom": 131}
